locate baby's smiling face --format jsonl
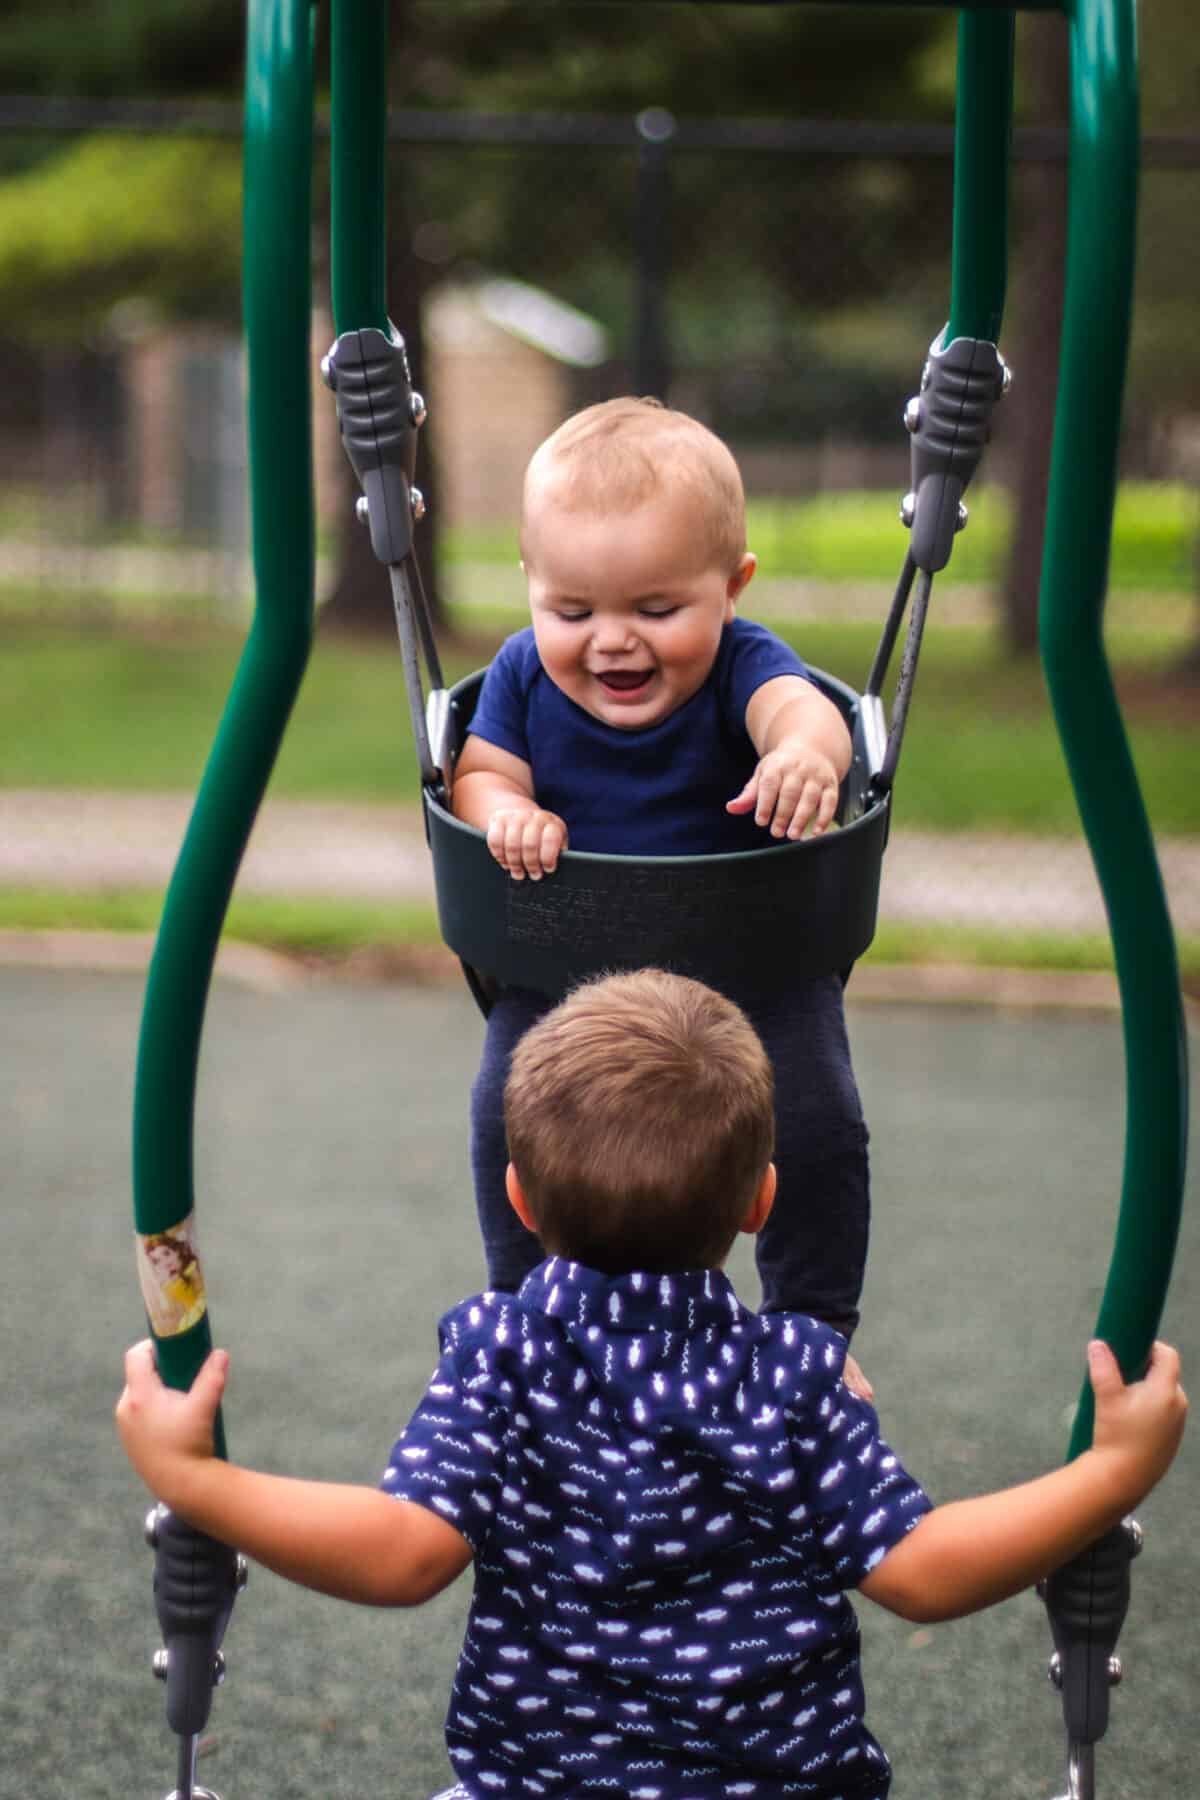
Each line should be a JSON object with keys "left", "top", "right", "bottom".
{"left": 522, "top": 482, "right": 755, "bottom": 732}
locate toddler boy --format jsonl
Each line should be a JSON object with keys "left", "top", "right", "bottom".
{"left": 118, "top": 970, "right": 1187, "bottom": 1800}
{"left": 453, "top": 398, "right": 867, "bottom": 1338}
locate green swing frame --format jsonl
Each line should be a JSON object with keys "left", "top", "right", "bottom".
{"left": 131, "top": 2, "right": 1188, "bottom": 1794}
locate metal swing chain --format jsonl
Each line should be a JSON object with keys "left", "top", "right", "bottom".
{"left": 866, "top": 553, "right": 934, "bottom": 801}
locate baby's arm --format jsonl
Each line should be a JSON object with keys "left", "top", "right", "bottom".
{"left": 860, "top": 1340, "right": 1186, "bottom": 1624}
{"left": 727, "top": 675, "right": 853, "bottom": 839}
{"left": 116, "top": 1341, "right": 472, "bottom": 1607}
{"left": 452, "top": 735, "right": 567, "bottom": 880}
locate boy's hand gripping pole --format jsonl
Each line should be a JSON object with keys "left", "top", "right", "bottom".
{"left": 143, "top": 1502, "right": 248, "bottom": 1800}
{"left": 322, "top": 325, "right": 447, "bottom": 794}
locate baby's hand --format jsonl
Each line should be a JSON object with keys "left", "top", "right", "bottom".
{"left": 486, "top": 806, "right": 568, "bottom": 881}
{"left": 727, "top": 743, "right": 841, "bottom": 839}
{"left": 116, "top": 1339, "right": 227, "bottom": 1504}
{"left": 1088, "top": 1339, "right": 1187, "bottom": 1500}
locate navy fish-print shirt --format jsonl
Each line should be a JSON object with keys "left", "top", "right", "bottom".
{"left": 382, "top": 1261, "right": 931, "bottom": 1799}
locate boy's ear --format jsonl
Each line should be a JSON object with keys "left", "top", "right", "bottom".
{"left": 739, "top": 1161, "right": 776, "bottom": 1237}
{"left": 505, "top": 1163, "right": 537, "bottom": 1234}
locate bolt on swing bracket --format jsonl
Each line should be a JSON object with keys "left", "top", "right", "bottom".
{"left": 322, "top": 324, "right": 424, "bottom": 566}
{"left": 899, "top": 332, "right": 1009, "bottom": 573}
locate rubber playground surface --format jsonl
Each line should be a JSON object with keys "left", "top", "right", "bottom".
{"left": 3, "top": 966, "right": 1197, "bottom": 1800}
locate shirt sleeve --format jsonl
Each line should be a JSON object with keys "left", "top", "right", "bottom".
{"left": 786, "top": 1335, "right": 932, "bottom": 1593}
{"left": 465, "top": 631, "right": 534, "bottom": 764}
{"left": 722, "top": 617, "right": 811, "bottom": 725}
{"left": 379, "top": 1304, "right": 508, "bottom": 1555}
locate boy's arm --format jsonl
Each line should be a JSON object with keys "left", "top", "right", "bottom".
{"left": 451, "top": 735, "right": 567, "bottom": 879}
{"left": 860, "top": 1340, "right": 1186, "bottom": 1624}
{"left": 116, "top": 1342, "right": 473, "bottom": 1608}
{"left": 729, "top": 675, "right": 853, "bottom": 839}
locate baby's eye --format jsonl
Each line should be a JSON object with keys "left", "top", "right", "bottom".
{"left": 557, "top": 608, "right": 590, "bottom": 622}
{"left": 640, "top": 604, "right": 679, "bottom": 619}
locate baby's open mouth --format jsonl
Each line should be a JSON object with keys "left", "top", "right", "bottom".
{"left": 596, "top": 669, "right": 653, "bottom": 692}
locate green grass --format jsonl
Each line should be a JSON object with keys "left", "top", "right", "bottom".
{"left": 439, "top": 482, "right": 1200, "bottom": 593}
{"left": 748, "top": 481, "right": 1199, "bottom": 590}
{"left": 1, "top": 614, "right": 1197, "bottom": 834}
{"left": 3, "top": 886, "right": 1196, "bottom": 991}
{"left": 0, "top": 887, "right": 445, "bottom": 956}
{"left": 867, "top": 920, "right": 1200, "bottom": 989}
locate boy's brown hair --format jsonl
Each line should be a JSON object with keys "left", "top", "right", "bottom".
{"left": 504, "top": 969, "right": 775, "bottom": 1274}
{"left": 521, "top": 397, "right": 748, "bottom": 576}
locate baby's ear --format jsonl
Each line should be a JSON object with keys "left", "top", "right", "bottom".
{"left": 727, "top": 552, "right": 757, "bottom": 606}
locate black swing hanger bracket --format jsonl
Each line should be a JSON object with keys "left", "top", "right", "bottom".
{"left": 143, "top": 1502, "right": 247, "bottom": 1800}
{"left": 865, "top": 331, "right": 1011, "bottom": 804}
{"left": 322, "top": 325, "right": 449, "bottom": 800}
{"left": 1041, "top": 1515, "right": 1144, "bottom": 1800}
{"left": 900, "top": 329, "right": 1010, "bottom": 576}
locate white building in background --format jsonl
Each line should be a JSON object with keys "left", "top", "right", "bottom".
{"left": 423, "top": 277, "right": 609, "bottom": 527}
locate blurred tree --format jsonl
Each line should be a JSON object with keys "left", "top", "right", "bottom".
{"left": 1135, "top": 0, "right": 1200, "bottom": 675}
{"left": 0, "top": 134, "right": 242, "bottom": 337}
{"left": 0, "top": 0, "right": 245, "bottom": 329}
{"left": 997, "top": 0, "right": 1200, "bottom": 664}
{"left": 397, "top": 2, "right": 955, "bottom": 348}
{"left": 0, "top": 0, "right": 243, "bottom": 95}
{"left": 0, "top": 1, "right": 954, "bottom": 334}
{"left": 0, "top": 2, "right": 955, "bottom": 638}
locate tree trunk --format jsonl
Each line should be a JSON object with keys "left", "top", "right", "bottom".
{"left": 323, "top": 1, "right": 442, "bottom": 639}
{"left": 998, "top": 15, "right": 1070, "bottom": 656}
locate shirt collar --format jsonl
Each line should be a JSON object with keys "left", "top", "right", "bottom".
{"left": 516, "top": 1257, "right": 748, "bottom": 1333}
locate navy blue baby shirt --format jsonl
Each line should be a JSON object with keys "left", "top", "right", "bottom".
{"left": 466, "top": 618, "right": 809, "bottom": 857}
{"left": 383, "top": 1261, "right": 930, "bottom": 1799}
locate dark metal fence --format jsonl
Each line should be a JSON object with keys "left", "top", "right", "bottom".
{"left": 1, "top": 101, "right": 1197, "bottom": 942}
{"left": 0, "top": 101, "right": 1197, "bottom": 622}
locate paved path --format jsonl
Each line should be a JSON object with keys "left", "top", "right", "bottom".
{"left": 2, "top": 788, "right": 1198, "bottom": 937}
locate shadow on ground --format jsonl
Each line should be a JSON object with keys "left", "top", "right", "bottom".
{"left": 2, "top": 968, "right": 1196, "bottom": 1800}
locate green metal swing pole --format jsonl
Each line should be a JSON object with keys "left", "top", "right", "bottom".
{"left": 130, "top": 0, "right": 316, "bottom": 1436}
{"left": 330, "top": 0, "right": 391, "bottom": 336}
{"left": 946, "top": 10, "right": 1014, "bottom": 346}
{"left": 1036, "top": 0, "right": 1188, "bottom": 1461}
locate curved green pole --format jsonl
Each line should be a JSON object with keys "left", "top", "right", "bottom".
{"left": 1037, "top": 0, "right": 1189, "bottom": 1461}
{"left": 331, "top": 0, "right": 390, "bottom": 336}
{"left": 946, "top": 10, "right": 1014, "bottom": 346}
{"left": 131, "top": 0, "right": 316, "bottom": 1429}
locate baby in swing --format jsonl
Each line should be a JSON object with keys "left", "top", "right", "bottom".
{"left": 452, "top": 397, "right": 870, "bottom": 1364}
{"left": 117, "top": 970, "right": 1187, "bottom": 1800}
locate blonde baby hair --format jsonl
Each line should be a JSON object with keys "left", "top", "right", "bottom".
{"left": 521, "top": 397, "right": 748, "bottom": 575}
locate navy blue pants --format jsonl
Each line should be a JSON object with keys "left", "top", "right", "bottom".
{"left": 469, "top": 976, "right": 869, "bottom": 1335}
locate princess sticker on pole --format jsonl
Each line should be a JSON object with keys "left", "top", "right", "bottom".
{"left": 136, "top": 1216, "right": 208, "bottom": 1337}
